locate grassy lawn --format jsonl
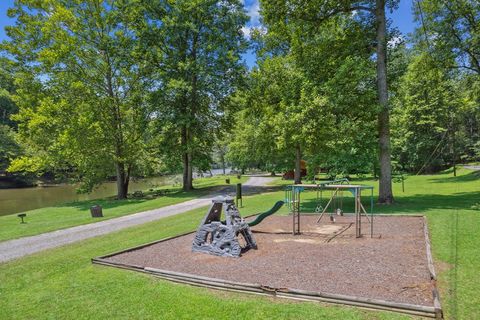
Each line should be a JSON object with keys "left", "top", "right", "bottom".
{"left": 0, "top": 175, "right": 246, "bottom": 242}
{"left": 0, "top": 168, "right": 478, "bottom": 319}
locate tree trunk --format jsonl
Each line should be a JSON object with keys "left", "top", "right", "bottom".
{"left": 376, "top": 0, "right": 393, "bottom": 204}
{"left": 221, "top": 152, "right": 226, "bottom": 175}
{"left": 181, "top": 126, "right": 193, "bottom": 191}
{"left": 451, "top": 125, "right": 457, "bottom": 177}
{"left": 187, "top": 152, "right": 193, "bottom": 189}
{"left": 115, "top": 162, "right": 129, "bottom": 199}
{"left": 182, "top": 151, "right": 193, "bottom": 191}
{"left": 294, "top": 144, "right": 302, "bottom": 185}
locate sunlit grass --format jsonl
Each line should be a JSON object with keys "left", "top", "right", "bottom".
{"left": 0, "top": 168, "right": 478, "bottom": 319}
{"left": 0, "top": 174, "right": 246, "bottom": 242}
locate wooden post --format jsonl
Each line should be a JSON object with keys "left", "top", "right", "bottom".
{"left": 291, "top": 187, "right": 301, "bottom": 235}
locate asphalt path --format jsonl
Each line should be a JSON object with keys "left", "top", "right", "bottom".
{"left": 0, "top": 177, "right": 275, "bottom": 263}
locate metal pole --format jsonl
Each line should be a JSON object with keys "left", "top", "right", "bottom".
{"left": 292, "top": 188, "right": 296, "bottom": 235}
{"left": 358, "top": 188, "right": 361, "bottom": 237}
{"left": 355, "top": 187, "right": 360, "bottom": 238}
{"left": 236, "top": 183, "right": 242, "bottom": 207}
{"left": 371, "top": 188, "right": 374, "bottom": 238}
{"left": 297, "top": 190, "right": 301, "bottom": 235}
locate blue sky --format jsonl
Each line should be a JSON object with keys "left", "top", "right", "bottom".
{"left": 0, "top": 0, "right": 417, "bottom": 68}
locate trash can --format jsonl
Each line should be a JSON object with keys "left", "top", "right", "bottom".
{"left": 90, "top": 205, "right": 103, "bottom": 218}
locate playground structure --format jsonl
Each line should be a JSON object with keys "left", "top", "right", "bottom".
{"left": 192, "top": 196, "right": 284, "bottom": 257}
{"left": 95, "top": 189, "right": 442, "bottom": 318}
{"left": 93, "top": 179, "right": 443, "bottom": 318}
{"left": 285, "top": 179, "right": 374, "bottom": 237}
{"left": 95, "top": 214, "right": 442, "bottom": 318}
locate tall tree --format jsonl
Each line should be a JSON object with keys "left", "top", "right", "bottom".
{"left": 392, "top": 52, "right": 460, "bottom": 173}
{"left": 0, "top": 59, "right": 22, "bottom": 175}
{"left": 228, "top": 55, "right": 348, "bottom": 183}
{"left": 4, "top": 0, "right": 152, "bottom": 198}
{"left": 0, "top": 58, "right": 18, "bottom": 128}
{"left": 415, "top": 0, "right": 479, "bottom": 75}
{"left": 261, "top": 0, "right": 398, "bottom": 203}
{"left": 412, "top": 0, "right": 480, "bottom": 167}
{"left": 142, "top": 0, "right": 248, "bottom": 191}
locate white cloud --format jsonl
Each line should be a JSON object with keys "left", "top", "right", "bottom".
{"left": 388, "top": 35, "right": 404, "bottom": 48}
{"left": 241, "top": 26, "right": 252, "bottom": 39}
{"left": 245, "top": 0, "right": 261, "bottom": 27}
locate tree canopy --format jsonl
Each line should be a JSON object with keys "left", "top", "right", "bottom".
{"left": 0, "top": 0, "right": 478, "bottom": 201}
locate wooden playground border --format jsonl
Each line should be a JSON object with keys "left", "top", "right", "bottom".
{"left": 92, "top": 214, "right": 443, "bottom": 319}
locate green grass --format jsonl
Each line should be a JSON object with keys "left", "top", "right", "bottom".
{"left": 0, "top": 168, "right": 478, "bottom": 319}
{"left": 0, "top": 196, "right": 407, "bottom": 320}
{"left": 0, "top": 175, "right": 247, "bottom": 242}
{"left": 268, "top": 168, "right": 480, "bottom": 319}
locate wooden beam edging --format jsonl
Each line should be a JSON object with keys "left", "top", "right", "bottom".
{"left": 423, "top": 216, "right": 437, "bottom": 280}
{"left": 423, "top": 216, "right": 444, "bottom": 319}
{"left": 92, "top": 230, "right": 197, "bottom": 261}
{"left": 142, "top": 267, "right": 438, "bottom": 318}
{"left": 94, "top": 260, "right": 439, "bottom": 318}
{"left": 373, "top": 213, "right": 425, "bottom": 217}
{"left": 276, "top": 292, "right": 436, "bottom": 318}
{"left": 92, "top": 210, "right": 267, "bottom": 262}
{"left": 91, "top": 213, "right": 442, "bottom": 319}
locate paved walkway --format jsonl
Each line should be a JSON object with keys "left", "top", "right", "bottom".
{"left": 463, "top": 165, "right": 480, "bottom": 171}
{"left": 0, "top": 177, "right": 275, "bottom": 263}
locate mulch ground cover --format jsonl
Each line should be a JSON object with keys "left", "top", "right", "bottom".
{"left": 103, "top": 215, "right": 435, "bottom": 308}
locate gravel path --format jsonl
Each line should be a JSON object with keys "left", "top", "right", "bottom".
{"left": 463, "top": 165, "right": 480, "bottom": 171}
{"left": 0, "top": 177, "right": 276, "bottom": 263}
{"left": 242, "top": 176, "right": 276, "bottom": 187}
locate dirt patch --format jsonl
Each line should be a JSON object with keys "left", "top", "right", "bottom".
{"left": 434, "top": 260, "right": 453, "bottom": 275}
{"left": 103, "top": 215, "right": 435, "bottom": 307}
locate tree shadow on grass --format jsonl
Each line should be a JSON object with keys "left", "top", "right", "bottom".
{"left": 428, "top": 170, "right": 480, "bottom": 184}
{"left": 298, "top": 191, "right": 480, "bottom": 215}
{"left": 64, "top": 187, "right": 216, "bottom": 211}
{"left": 62, "top": 184, "right": 287, "bottom": 212}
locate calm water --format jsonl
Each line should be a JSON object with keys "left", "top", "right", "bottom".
{"left": 0, "top": 176, "right": 180, "bottom": 216}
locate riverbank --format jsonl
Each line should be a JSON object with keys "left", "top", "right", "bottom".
{"left": 0, "top": 175, "right": 247, "bottom": 242}
{"left": 0, "top": 168, "right": 478, "bottom": 319}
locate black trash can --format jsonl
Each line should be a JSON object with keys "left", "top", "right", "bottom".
{"left": 90, "top": 205, "right": 103, "bottom": 218}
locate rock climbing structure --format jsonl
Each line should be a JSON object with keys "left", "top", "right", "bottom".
{"left": 192, "top": 196, "right": 257, "bottom": 257}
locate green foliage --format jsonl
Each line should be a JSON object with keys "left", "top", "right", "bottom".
{"left": 229, "top": 4, "right": 380, "bottom": 177}
{"left": 142, "top": 0, "right": 248, "bottom": 190}
{"left": 392, "top": 53, "right": 460, "bottom": 173}
{"left": 0, "top": 125, "right": 21, "bottom": 173}
{"left": 416, "top": 0, "right": 480, "bottom": 74}
{"left": 0, "top": 59, "right": 17, "bottom": 128}
{"left": 0, "top": 59, "right": 22, "bottom": 175}
{"left": 4, "top": 0, "right": 155, "bottom": 196}
{"left": 227, "top": 56, "right": 334, "bottom": 173}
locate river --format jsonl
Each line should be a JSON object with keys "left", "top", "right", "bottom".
{"left": 0, "top": 168, "right": 233, "bottom": 217}
{"left": 0, "top": 175, "right": 180, "bottom": 217}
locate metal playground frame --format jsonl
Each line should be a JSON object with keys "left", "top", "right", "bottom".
{"left": 285, "top": 180, "right": 374, "bottom": 237}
